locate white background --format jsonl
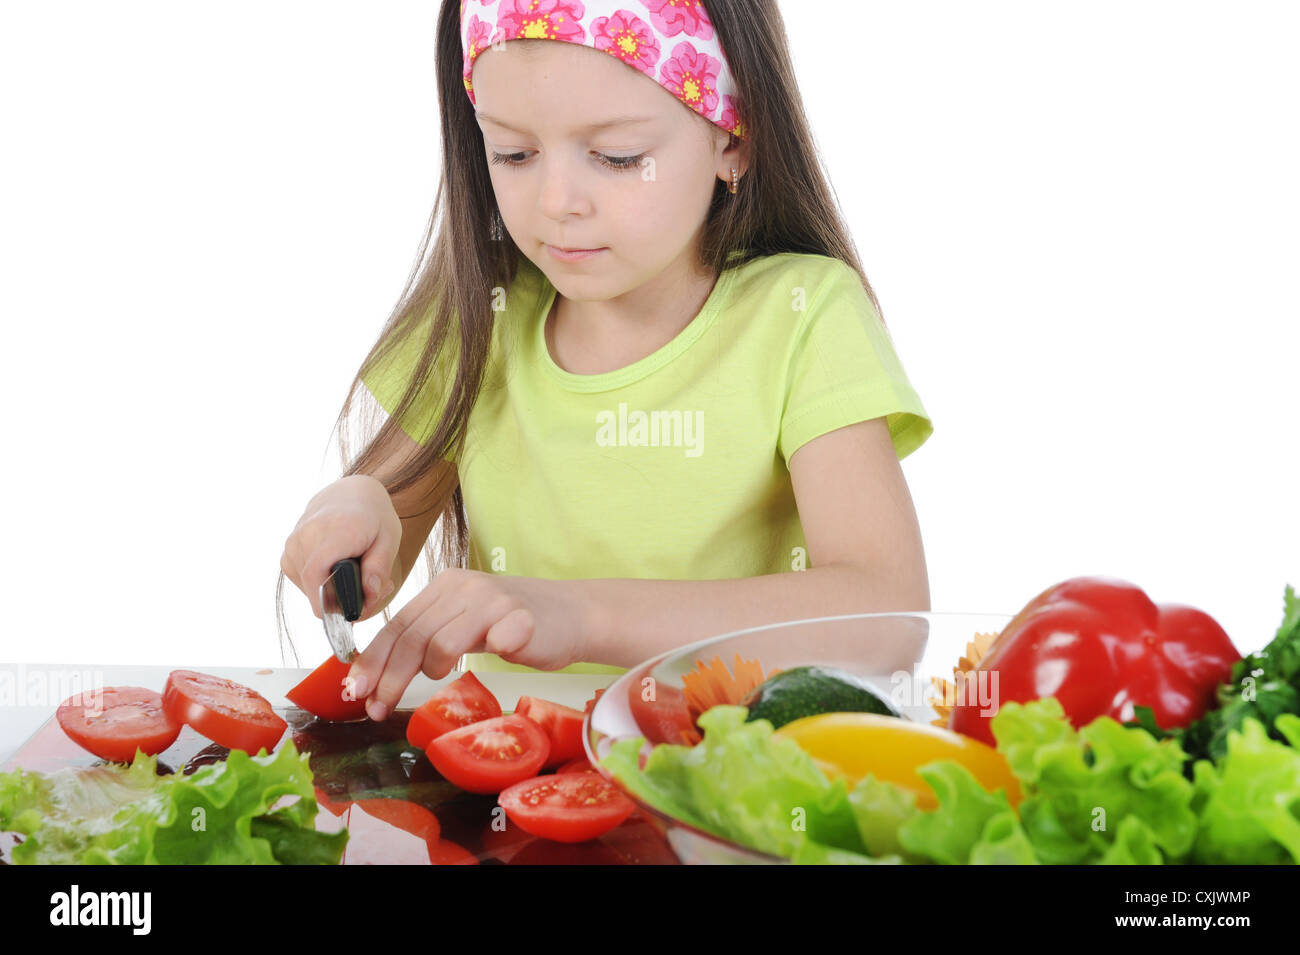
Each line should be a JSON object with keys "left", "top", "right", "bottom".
{"left": 1, "top": 0, "right": 1295, "bottom": 671}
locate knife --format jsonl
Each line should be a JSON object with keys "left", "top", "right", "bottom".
{"left": 321, "top": 557, "right": 364, "bottom": 664}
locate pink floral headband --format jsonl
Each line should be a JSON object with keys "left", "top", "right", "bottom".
{"left": 459, "top": 0, "right": 747, "bottom": 141}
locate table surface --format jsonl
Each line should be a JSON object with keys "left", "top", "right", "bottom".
{"left": 0, "top": 661, "right": 618, "bottom": 766}
{"left": 0, "top": 661, "right": 684, "bottom": 866}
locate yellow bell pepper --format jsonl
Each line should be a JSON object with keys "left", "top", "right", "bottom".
{"left": 773, "top": 712, "right": 1022, "bottom": 811}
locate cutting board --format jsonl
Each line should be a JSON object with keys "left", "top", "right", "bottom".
{"left": 0, "top": 707, "right": 679, "bottom": 865}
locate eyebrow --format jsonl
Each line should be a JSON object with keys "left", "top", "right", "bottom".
{"left": 475, "top": 112, "right": 659, "bottom": 133}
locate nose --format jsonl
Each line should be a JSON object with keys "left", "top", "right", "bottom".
{"left": 536, "top": 152, "right": 595, "bottom": 223}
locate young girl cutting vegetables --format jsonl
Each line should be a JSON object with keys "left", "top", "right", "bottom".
{"left": 278, "top": 0, "right": 934, "bottom": 722}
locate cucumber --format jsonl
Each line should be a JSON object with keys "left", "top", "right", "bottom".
{"left": 740, "top": 665, "right": 900, "bottom": 729}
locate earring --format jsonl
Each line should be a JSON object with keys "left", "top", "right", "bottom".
{"left": 728, "top": 167, "right": 739, "bottom": 195}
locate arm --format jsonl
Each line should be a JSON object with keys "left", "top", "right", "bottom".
{"left": 577, "top": 417, "right": 929, "bottom": 666}
{"left": 358, "top": 427, "right": 460, "bottom": 620}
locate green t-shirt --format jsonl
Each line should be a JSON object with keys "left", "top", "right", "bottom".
{"left": 360, "top": 250, "right": 933, "bottom": 675}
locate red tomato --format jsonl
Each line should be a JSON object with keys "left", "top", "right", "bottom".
{"left": 425, "top": 715, "right": 550, "bottom": 794}
{"left": 555, "top": 756, "right": 596, "bottom": 774}
{"left": 286, "top": 655, "right": 368, "bottom": 722}
{"left": 627, "top": 682, "right": 697, "bottom": 745}
{"left": 406, "top": 672, "right": 502, "bottom": 750}
{"left": 498, "top": 772, "right": 636, "bottom": 843}
{"left": 162, "top": 670, "right": 287, "bottom": 755}
{"left": 56, "top": 686, "right": 181, "bottom": 763}
{"left": 584, "top": 688, "right": 605, "bottom": 715}
{"left": 514, "top": 696, "right": 586, "bottom": 768}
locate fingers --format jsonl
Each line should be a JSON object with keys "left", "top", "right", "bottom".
{"left": 345, "top": 599, "right": 422, "bottom": 708}
{"left": 279, "top": 476, "right": 401, "bottom": 619}
{"left": 483, "top": 608, "right": 534, "bottom": 658}
{"left": 360, "top": 491, "right": 402, "bottom": 615}
{"left": 360, "top": 543, "right": 398, "bottom": 617}
{"left": 302, "top": 538, "right": 369, "bottom": 619}
{"left": 350, "top": 589, "right": 475, "bottom": 721}
{"left": 420, "top": 611, "right": 485, "bottom": 681}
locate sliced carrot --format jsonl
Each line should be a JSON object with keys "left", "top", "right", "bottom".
{"left": 680, "top": 653, "right": 776, "bottom": 729}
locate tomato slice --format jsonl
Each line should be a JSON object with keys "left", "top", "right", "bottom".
{"left": 162, "top": 670, "right": 287, "bottom": 755}
{"left": 425, "top": 715, "right": 550, "bottom": 794}
{"left": 627, "top": 682, "right": 697, "bottom": 745}
{"left": 584, "top": 688, "right": 605, "bottom": 715}
{"left": 555, "top": 756, "right": 596, "bottom": 774}
{"left": 498, "top": 772, "right": 637, "bottom": 843}
{"left": 286, "top": 655, "right": 368, "bottom": 722}
{"left": 406, "top": 672, "right": 502, "bottom": 750}
{"left": 56, "top": 686, "right": 181, "bottom": 763}
{"left": 514, "top": 696, "right": 586, "bottom": 768}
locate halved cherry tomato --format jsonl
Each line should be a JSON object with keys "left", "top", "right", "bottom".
{"left": 514, "top": 696, "right": 585, "bottom": 768}
{"left": 286, "top": 655, "right": 368, "bottom": 722}
{"left": 425, "top": 714, "right": 550, "bottom": 794}
{"left": 162, "top": 670, "right": 287, "bottom": 755}
{"left": 498, "top": 772, "right": 636, "bottom": 843}
{"left": 406, "top": 672, "right": 502, "bottom": 750}
{"left": 56, "top": 686, "right": 181, "bottom": 763}
{"left": 627, "top": 682, "right": 696, "bottom": 745}
{"left": 555, "top": 756, "right": 596, "bottom": 774}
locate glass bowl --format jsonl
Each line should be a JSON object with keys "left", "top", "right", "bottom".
{"left": 585, "top": 611, "right": 1013, "bottom": 865}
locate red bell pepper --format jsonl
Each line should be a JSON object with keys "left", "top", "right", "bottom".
{"left": 948, "top": 576, "right": 1241, "bottom": 747}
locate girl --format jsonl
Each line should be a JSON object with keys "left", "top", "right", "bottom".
{"left": 279, "top": 0, "right": 933, "bottom": 722}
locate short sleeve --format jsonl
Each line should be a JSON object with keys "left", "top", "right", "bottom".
{"left": 778, "top": 262, "right": 933, "bottom": 463}
{"left": 359, "top": 308, "right": 461, "bottom": 450}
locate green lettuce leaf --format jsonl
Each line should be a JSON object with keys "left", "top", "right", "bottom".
{"left": 0, "top": 740, "right": 346, "bottom": 864}
{"left": 601, "top": 704, "right": 880, "bottom": 861}
{"left": 1190, "top": 713, "right": 1300, "bottom": 864}
{"left": 969, "top": 810, "right": 1040, "bottom": 864}
{"left": 1097, "top": 814, "right": 1165, "bottom": 864}
{"left": 846, "top": 774, "right": 922, "bottom": 860}
{"left": 989, "top": 698, "right": 1196, "bottom": 864}
{"left": 895, "top": 760, "right": 1026, "bottom": 865}
{"left": 789, "top": 840, "right": 902, "bottom": 865}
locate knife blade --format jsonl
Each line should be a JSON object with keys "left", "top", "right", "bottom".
{"left": 321, "top": 557, "right": 364, "bottom": 664}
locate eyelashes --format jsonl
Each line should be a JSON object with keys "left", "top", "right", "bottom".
{"left": 489, "top": 151, "right": 646, "bottom": 172}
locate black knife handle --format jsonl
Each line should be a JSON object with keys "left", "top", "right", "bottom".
{"left": 328, "top": 558, "right": 365, "bottom": 623}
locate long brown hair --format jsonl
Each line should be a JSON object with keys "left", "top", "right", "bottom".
{"left": 275, "top": 0, "right": 886, "bottom": 665}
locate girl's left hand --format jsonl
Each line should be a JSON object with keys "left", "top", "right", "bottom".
{"left": 345, "top": 569, "right": 590, "bottom": 721}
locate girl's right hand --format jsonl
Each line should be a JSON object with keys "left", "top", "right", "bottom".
{"left": 280, "top": 474, "right": 402, "bottom": 620}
